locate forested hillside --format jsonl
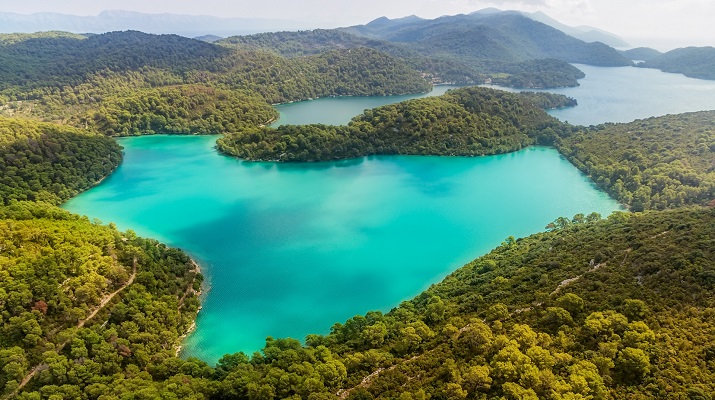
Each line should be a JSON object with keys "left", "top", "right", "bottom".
{"left": 82, "top": 85, "right": 277, "bottom": 136}
{"left": 4, "top": 204, "right": 713, "bottom": 399}
{"left": 638, "top": 46, "right": 715, "bottom": 80}
{"left": 557, "top": 111, "right": 715, "bottom": 210}
{"left": 341, "top": 12, "right": 632, "bottom": 67}
{"left": 0, "top": 31, "right": 431, "bottom": 129}
{"left": 220, "top": 28, "right": 587, "bottom": 88}
{"left": 0, "top": 31, "right": 227, "bottom": 90}
{"left": 0, "top": 202, "right": 203, "bottom": 399}
{"left": 619, "top": 47, "right": 662, "bottom": 62}
{"left": 0, "top": 20, "right": 713, "bottom": 400}
{"left": 0, "top": 117, "right": 121, "bottom": 205}
{"left": 217, "top": 87, "right": 573, "bottom": 161}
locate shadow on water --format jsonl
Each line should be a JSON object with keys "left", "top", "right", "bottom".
{"left": 236, "top": 156, "right": 368, "bottom": 172}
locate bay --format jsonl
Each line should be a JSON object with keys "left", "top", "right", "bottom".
{"left": 63, "top": 136, "right": 621, "bottom": 364}
{"left": 272, "top": 85, "right": 464, "bottom": 126}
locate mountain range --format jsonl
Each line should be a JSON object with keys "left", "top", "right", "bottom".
{"left": 340, "top": 12, "right": 631, "bottom": 67}
{"left": 0, "top": 8, "right": 629, "bottom": 48}
{"left": 472, "top": 8, "right": 630, "bottom": 48}
{"left": 0, "top": 10, "right": 313, "bottom": 37}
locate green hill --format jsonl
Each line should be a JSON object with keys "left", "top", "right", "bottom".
{"left": 0, "top": 202, "right": 203, "bottom": 399}
{"left": 557, "top": 111, "right": 715, "bottom": 210}
{"left": 4, "top": 202, "right": 713, "bottom": 399}
{"left": 342, "top": 13, "right": 632, "bottom": 67}
{"left": 0, "top": 31, "right": 227, "bottom": 90}
{"left": 219, "top": 25, "right": 590, "bottom": 88}
{"left": 216, "top": 87, "right": 572, "bottom": 161}
{"left": 638, "top": 46, "right": 715, "bottom": 80}
{"left": 0, "top": 117, "right": 121, "bottom": 205}
{"left": 0, "top": 31, "right": 431, "bottom": 126}
{"left": 619, "top": 47, "right": 662, "bottom": 62}
{"left": 80, "top": 85, "right": 278, "bottom": 136}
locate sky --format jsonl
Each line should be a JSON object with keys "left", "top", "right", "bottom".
{"left": 1, "top": 0, "right": 713, "bottom": 50}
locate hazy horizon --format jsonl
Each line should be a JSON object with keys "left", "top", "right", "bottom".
{"left": 1, "top": 1, "right": 713, "bottom": 51}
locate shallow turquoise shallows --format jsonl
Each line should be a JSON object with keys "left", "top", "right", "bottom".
{"left": 63, "top": 136, "right": 621, "bottom": 364}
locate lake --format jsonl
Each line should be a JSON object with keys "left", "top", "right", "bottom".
{"left": 63, "top": 64, "right": 714, "bottom": 364}
{"left": 272, "top": 84, "right": 464, "bottom": 126}
{"left": 274, "top": 65, "right": 715, "bottom": 127}
{"left": 63, "top": 137, "right": 621, "bottom": 364}
{"left": 490, "top": 64, "right": 715, "bottom": 126}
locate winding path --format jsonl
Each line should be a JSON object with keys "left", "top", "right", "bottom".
{"left": 5, "top": 258, "right": 137, "bottom": 399}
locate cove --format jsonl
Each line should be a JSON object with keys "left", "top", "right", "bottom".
{"left": 272, "top": 84, "right": 464, "bottom": 126}
{"left": 63, "top": 135, "right": 621, "bottom": 364}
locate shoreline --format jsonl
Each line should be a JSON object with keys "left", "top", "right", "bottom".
{"left": 175, "top": 257, "right": 205, "bottom": 356}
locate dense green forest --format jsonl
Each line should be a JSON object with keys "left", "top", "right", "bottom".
{"left": 516, "top": 91, "right": 577, "bottom": 110}
{"left": 557, "top": 111, "right": 715, "bottom": 211}
{"left": 217, "top": 87, "right": 572, "bottom": 161}
{"left": 0, "top": 23, "right": 713, "bottom": 400}
{"left": 638, "top": 46, "right": 715, "bottom": 80}
{"left": 0, "top": 201, "right": 203, "bottom": 399}
{"left": 0, "top": 117, "right": 121, "bottom": 205}
{"left": 0, "top": 31, "right": 227, "bottom": 91}
{"left": 482, "top": 59, "right": 586, "bottom": 88}
{"left": 82, "top": 85, "right": 278, "bottom": 136}
{"left": 3, "top": 203, "right": 713, "bottom": 399}
{"left": 218, "top": 29, "right": 587, "bottom": 88}
{"left": 0, "top": 31, "right": 431, "bottom": 127}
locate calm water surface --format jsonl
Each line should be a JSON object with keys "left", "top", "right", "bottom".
{"left": 490, "top": 64, "right": 715, "bottom": 126}
{"left": 272, "top": 85, "right": 464, "bottom": 126}
{"left": 63, "top": 65, "right": 714, "bottom": 364}
{"left": 64, "top": 136, "right": 621, "bottom": 363}
{"left": 274, "top": 66, "right": 715, "bottom": 127}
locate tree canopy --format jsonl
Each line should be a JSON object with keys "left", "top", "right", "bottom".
{"left": 217, "top": 87, "right": 573, "bottom": 161}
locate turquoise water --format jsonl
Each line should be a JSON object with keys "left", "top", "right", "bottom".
{"left": 489, "top": 64, "right": 715, "bottom": 126}
{"left": 63, "top": 136, "right": 621, "bottom": 364}
{"left": 272, "top": 84, "right": 464, "bottom": 126}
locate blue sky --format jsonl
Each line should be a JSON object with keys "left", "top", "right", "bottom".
{"left": 1, "top": 0, "right": 712, "bottom": 49}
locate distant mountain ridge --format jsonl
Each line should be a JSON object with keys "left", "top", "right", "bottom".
{"left": 0, "top": 10, "right": 312, "bottom": 37}
{"left": 515, "top": 10, "right": 630, "bottom": 48}
{"left": 638, "top": 46, "right": 715, "bottom": 80}
{"left": 341, "top": 12, "right": 632, "bottom": 67}
{"left": 620, "top": 47, "right": 663, "bottom": 62}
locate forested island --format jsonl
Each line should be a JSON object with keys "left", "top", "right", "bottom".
{"left": 217, "top": 88, "right": 573, "bottom": 161}
{"left": 218, "top": 88, "right": 714, "bottom": 212}
{"left": 0, "top": 20, "right": 714, "bottom": 400}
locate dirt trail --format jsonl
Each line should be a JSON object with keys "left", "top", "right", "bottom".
{"left": 6, "top": 258, "right": 137, "bottom": 399}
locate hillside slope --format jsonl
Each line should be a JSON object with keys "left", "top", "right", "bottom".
{"left": 0, "top": 117, "right": 121, "bottom": 205}
{"left": 638, "top": 46, "right": 715, "bottom": 80}
{"left": 342, "top": 13, "right": 631, "bottom": 67}
{"left": 558, "top": 111, "right": 715, "bottom": 210}
{"left": 217, "top": 87, "right": 572, "bottom": 161}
